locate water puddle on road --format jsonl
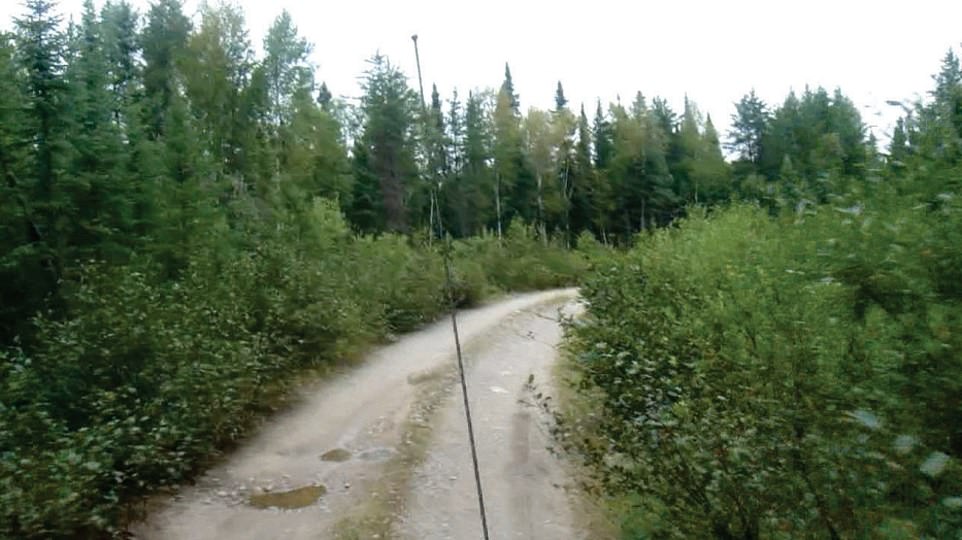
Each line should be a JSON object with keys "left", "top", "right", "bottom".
{"left": 248, "top": 485, "right": 327, "bottom": 510}
{"left": 357, "top": 447, "right": 396, "bottom": 462}
{"left": 320, "top": 448, "right": 352, "bottom": 462}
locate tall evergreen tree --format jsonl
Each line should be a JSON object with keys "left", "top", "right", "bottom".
{"left": 99, "top": 0, "right": 140, "bottom": 125}
{"left": 569, "top": 104, "right": 595, "bottom": 240}
{"left": 554, "top": 81, "right": 568, "bottom": 111}
{"left": 349, "top": 53, "right": 419, "bottom": 234}
{"left": 493, "top": 67, "right": 526, "bottom": 238}
{"left": 692, "top": 113, "right": 732, "bottom": 204}
{"left": 316, "top": 81, "right": 332, "bottom": 111}
{"left": 461, "top": 90, "right": 493, "bottom": 236}
{"left": 15, "top": 0, "right": 71, "bottom": 284}
{"left": 141, "top": 0, "right": 190, "bottom": 138}
{"left": 441, "top": 88, "right": 469, "bottom": 236}
{"left": 0, "top": 30, "right": 36, "bottom": 340}
{"left": 65, "top": 0, "right": 131, "bottom": 259}
{"left": 592, "top": 100, "right": 615, "bottom": 241}
{"left": 728, "top": 89, "right": 769, "bottom": 167}
{"left": 889, "top": 116, "right": 910, "bottom": 166}
{"left": 500, "top": 62, "right": 520, "bottom": 113}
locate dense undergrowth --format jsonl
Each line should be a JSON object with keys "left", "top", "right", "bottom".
{"left": 0, "top": 200, "right": 586, "bottom": 539}
{"left": 567, "top": 170, "right": 962, "bottom": 538}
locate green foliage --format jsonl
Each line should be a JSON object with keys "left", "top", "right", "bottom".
{"left": 571, "top": 186, "right": 962, "bottom": 537}
{"left": 456, "top": 223, "right": 588, "bottom": 293}
{"left": 0, "top": 196, "right": 585, "bottom": 538}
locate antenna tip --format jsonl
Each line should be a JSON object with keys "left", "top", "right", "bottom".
{"left": 411, "top": 34, "right": 418, "bottom": 41}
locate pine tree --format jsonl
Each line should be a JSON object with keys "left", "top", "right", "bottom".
{"left": 889, "top": 116, "right": 910, "bottom": 166}
{"left": 441, "top": 88, "right": 470, "bottom": 236}
{"left": 670, "top": 96, "right": 701, "bottom": 203}
{"left": 640, "top": 99, "right": 677, "bottom": 226}
{"left": 65, "top": 0, "right": 131, "bottom": 259}
{"left": 15, "top": 0, "right": 71, "bottom": 283}
{"left": 551, "top": 86, "right": 577, "bottom": 243}
{"left": 728, "top": 90, "right": 768, "bottom": 166}
{"left": 592, "top": 100, "right": 615, "bottom": 241}
{"left": 500, "top": 62, "right": 520, "bottom": 113}
{"left": 428, "top": 84, "right": 448, "bottom": 182}
{"left": 141, "top": 0, "right": 190, "bottom": 138}
{"left": 554, "top": 81, "right": 568, "bottom": 111}
{"left": 926, "top": 48, "right": 962, "bottom": 162}
{"left": 462, "top": 90, "right": 493, "bottom": 236}
{"left": 569, "top": 104, "right": 595, "bottom": 240}
{"left": 692, "top": 113, "right": 732, "bottom": 204}
{"left": 761, "top": 90, "right": 801, "bottom": 179}
{"left": 493, "top": 67, "right": 525, "bottom": 239}
{"left": 316, "top": 81, "right": 332, "bottom": 111}
{"left": 0, "top": 30, "right": 38, "bottom": 341}
{"left": 350, "top": 53, "right": 419, "bottom": 234}
{"left": 932, "top": 49, "right": 962, "bottom": 106}
{"left": 99, "top": 0, "right": 140, "bottom": 125}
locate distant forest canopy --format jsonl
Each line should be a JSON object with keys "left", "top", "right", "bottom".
{"left": 1, "top": 0, "right": 900, "bottom": 242}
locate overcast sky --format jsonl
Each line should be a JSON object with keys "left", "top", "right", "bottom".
{"left": 2, "top": 0, "right": 961, "bottom": 144}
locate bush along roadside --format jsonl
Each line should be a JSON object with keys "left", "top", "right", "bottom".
{"left": 0, "top": 200, "right": 589, "bottom": 539}
{"left": 565, "top": 195, "right": 962, "bottom": 539}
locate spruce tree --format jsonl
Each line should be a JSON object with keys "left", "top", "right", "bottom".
{"left": 591, "top": 100, "right": 615, "bottom": 241}
{"left": 554, "top": 81, "right": 568, "bottom": 111}
{"left": 15, "top": 0, "right": 71, "bottom": 283}
{"left": 66, "top": 0, "right": 131, "bottom": 260}
{"left": 350, "top": 53, "right": 419, "bottom": 233}
{"left": 141, "top": 0, "right": 190, "bottom": 138}
{"left": 0, "top": 31, "right": 37, "bottom": 341}
{"left": 569, "top": 104, "right": 595, "bottom": 239}
{"left": 462, "top": 90, "right": 493, "bottom": 236}
{"left": 100, "top": 0, "right": 140, "bottom": 125}
{"left": 728, "top": 90, "right": 768, "bottom": 167}
{"left": 493, "top": 68, "right": 525, "bottom": 238}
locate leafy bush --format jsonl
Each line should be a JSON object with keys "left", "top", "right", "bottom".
{"left": 570, "top": 187, "right": 962, "bottom": 538}
{"left": 456, "top": 223, "right": 587, "bottom": 292}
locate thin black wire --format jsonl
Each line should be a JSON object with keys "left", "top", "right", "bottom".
{"left": 413, "top": 34, "right": 488, "bottom": 537}
{"left": 437, "top": 194, "right": 491, "bottom": 540}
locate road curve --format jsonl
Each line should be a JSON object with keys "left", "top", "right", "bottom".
{"left": 132, "top": 289, "right": 584, "bottom": 539}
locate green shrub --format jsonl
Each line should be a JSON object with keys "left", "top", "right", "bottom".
{"left": 570, "top": 194, "right": 962, "bottom": 538}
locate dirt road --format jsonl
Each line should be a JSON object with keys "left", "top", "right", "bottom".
{"left": 133, "top": 289, "right": 584, "bottom": 539}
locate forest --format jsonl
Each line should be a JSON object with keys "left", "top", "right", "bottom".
{"left": 0, "top": 0, "right": 959, "bottom": 538}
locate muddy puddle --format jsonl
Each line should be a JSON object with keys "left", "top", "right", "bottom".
{"left": 248, "top": 485, "right": 326, "bottom": 510}
{"left": 320, "top": 448, "right": 352, "bottom": 462}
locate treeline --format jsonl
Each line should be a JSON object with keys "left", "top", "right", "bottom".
{"left": 0, "top": 0, "right": 882, "bottom": 343}
{"left": 566, "top": 49, "right": 962, "bottom": 538}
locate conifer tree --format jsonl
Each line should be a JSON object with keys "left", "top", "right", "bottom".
{"left": 728, "top": 90, "right": 768, "bottom": 167}
{"left": 141, "top": 0, "right": 190, "bottom": 138}
{"left": 349, "top": 53, "right": 419, "bottom": 233}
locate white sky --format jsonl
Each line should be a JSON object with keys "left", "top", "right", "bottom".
{"left": 2, "top": 0, "right": 961, "bottom": 144}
